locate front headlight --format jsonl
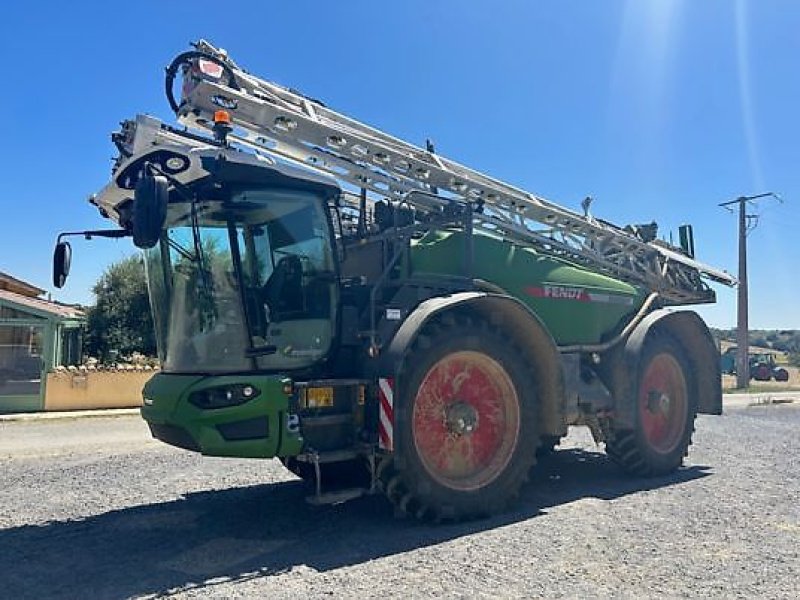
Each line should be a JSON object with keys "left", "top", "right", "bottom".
{"left": 188, "top": 384, "right": 261, "bottom": 409}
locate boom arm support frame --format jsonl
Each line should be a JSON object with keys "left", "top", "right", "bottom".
{"left": 168, "top": 41, "right": 736, "bottom": 305}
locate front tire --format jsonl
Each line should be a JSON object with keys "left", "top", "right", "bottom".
{"left": 380, "top": 313, "right": 540, "bottom": 520}
{"left": 606, "top": 333, "right": 697, "bottom": 477}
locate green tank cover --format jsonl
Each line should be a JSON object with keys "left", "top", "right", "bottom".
{"left": 410, "top": 230, "right": 646, "bottom": 346}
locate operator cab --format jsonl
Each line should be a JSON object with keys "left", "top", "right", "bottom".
{"left": 141, "top": 157, "right": 341, "bottom": 375}
{"left": 55, "top": 118, "right": 343, "bottom": 377}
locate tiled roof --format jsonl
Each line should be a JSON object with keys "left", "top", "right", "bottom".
{"left": 0, "top": 270, "right": 45, "bottom": 297}
{"left": 0, "top": 289, "right": 84, "bottom": 320}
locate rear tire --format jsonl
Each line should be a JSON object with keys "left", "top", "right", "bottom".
{"left": 380, "top": 313, "right": 540, "bottom": 520}
{"left": 606, "top": 333, "right": 697, "bottom": 477}
{"left": 753, "top": 364, "right": 771, "bottom": 382}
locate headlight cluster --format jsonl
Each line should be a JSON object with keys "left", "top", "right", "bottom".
{"left": 189, "top": 384, "right": 261, "bottom": 409}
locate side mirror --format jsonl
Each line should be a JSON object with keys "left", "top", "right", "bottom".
{"left": 53, "top": 241, "right": 72, "bottom": 288}
{"left": 133, "top": 173, "right": 168, "bottom": 249}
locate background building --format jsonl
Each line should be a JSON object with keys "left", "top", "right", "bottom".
{"left": 0, "top": 271, "right": 85, "bottom": 412}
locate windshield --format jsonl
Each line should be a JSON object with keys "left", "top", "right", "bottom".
{"left": 144, "top": 187, "right": 337, "bottom": 374}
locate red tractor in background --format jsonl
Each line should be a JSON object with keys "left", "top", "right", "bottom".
{"left": 750, "top": 354, "right": 790, "bottom": 382}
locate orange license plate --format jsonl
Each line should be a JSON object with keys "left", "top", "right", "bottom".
{"left": 306, "top": 387, "right": 334, "bottom": 408}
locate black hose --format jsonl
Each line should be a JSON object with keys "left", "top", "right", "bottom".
{"left": 164, "top": 50, "right": 241, "bottom": 114}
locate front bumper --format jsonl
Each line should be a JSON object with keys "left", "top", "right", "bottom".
{"left": 140, "top": 373, "right": 303, "bottom": 458}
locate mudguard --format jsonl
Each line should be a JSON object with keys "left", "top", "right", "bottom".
{"left": 378, "top": 292, "right": 566, "bottom": 438}
{"left": 616, "top": 308, "right": 722, "bottom": 428}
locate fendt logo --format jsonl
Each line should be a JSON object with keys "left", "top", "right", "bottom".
{"left": 525, "top": 285, "right": 589, "bottom": 302}
{"left": 544, "top": 285, "right": 586, "bottom": 300}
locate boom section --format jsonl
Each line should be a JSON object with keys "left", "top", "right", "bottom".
{"left": 172, "top": 40, "right": 736, "bottom": 305}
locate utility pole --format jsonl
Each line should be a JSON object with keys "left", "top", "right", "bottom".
{"left": 719, "top": 192, "right": 781, "bottom": 389}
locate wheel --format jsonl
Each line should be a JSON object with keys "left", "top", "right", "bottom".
{"left": 774, "top": 368, "right": 789, "bottom": 382}
{"left": 753, "top": 365, "right": 771, "bottom": 381}
{"left": 280, "top": 457, "right": 370, "bottom": 489}
{"left": 379, "top": 313, "right": 540, "bottom": 520}
{"left": 606, "top": 333, "right": 697, "bottom": 477}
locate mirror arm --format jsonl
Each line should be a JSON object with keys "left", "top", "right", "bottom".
{"left": 53, "top": 229, "right": 129, "bottom": 290}
{"left": 56, "top": 229, "right": 130, "bottom": 243}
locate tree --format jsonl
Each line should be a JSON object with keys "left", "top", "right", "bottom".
{"left": 85, "top": 255, "right": 155, "bottom": 361}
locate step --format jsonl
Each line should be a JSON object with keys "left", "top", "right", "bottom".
{"left": 300, "top": 414, "right": 352, "bottom": 427}
{"left": 294, "top": 448, "right": 360, "bottom": 464}
{"left": 305, "top": 487, "right": 368, "bottom": 506}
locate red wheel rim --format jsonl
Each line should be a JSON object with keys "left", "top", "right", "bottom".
{"left": 639, "top": 352, "right": 688, "bottom": 454}
{"left": 412, "top": 351, "right": 520, "bottom": 491}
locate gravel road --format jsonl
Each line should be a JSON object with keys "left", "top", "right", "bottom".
{"left": 1, "top": 402, "right": 798, "bottom": 599}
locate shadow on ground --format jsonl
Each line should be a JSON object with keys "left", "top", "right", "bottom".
{"left": 2, "top": 449, "right": 710, "bottom": 599}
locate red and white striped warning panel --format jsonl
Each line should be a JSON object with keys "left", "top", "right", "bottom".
{"left": 378, "top": 377, "right": 394, "bottom": 452}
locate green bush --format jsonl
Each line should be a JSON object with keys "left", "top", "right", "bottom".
{"left": 85, "top": 255, "right": 155, "bottom": 361}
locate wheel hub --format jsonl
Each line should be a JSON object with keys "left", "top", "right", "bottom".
{"left": 412, "top": 351, "right": 521, "bottom": 491}
{"left": 444, "top": 401, "right": 479, "bottom": 435}
{"left": 639, "top": 352, "right": 689, "bottom": 454}
{"left": 647, "top": 390, "right": 671, "bottom": 415}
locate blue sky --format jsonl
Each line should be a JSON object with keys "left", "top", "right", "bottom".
{"left": 1, "top": 1, "right": 798, "bottom": 328}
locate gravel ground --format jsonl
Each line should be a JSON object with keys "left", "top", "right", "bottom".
{"left": 1, "top": 404, "right": 798, "bottom": 600}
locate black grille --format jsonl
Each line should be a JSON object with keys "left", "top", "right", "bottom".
{"left": 216, "top": 416, "right": 269, "bottom": 441}
{"left": 148, "top": 423, "right": 200, "bottom": 452}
